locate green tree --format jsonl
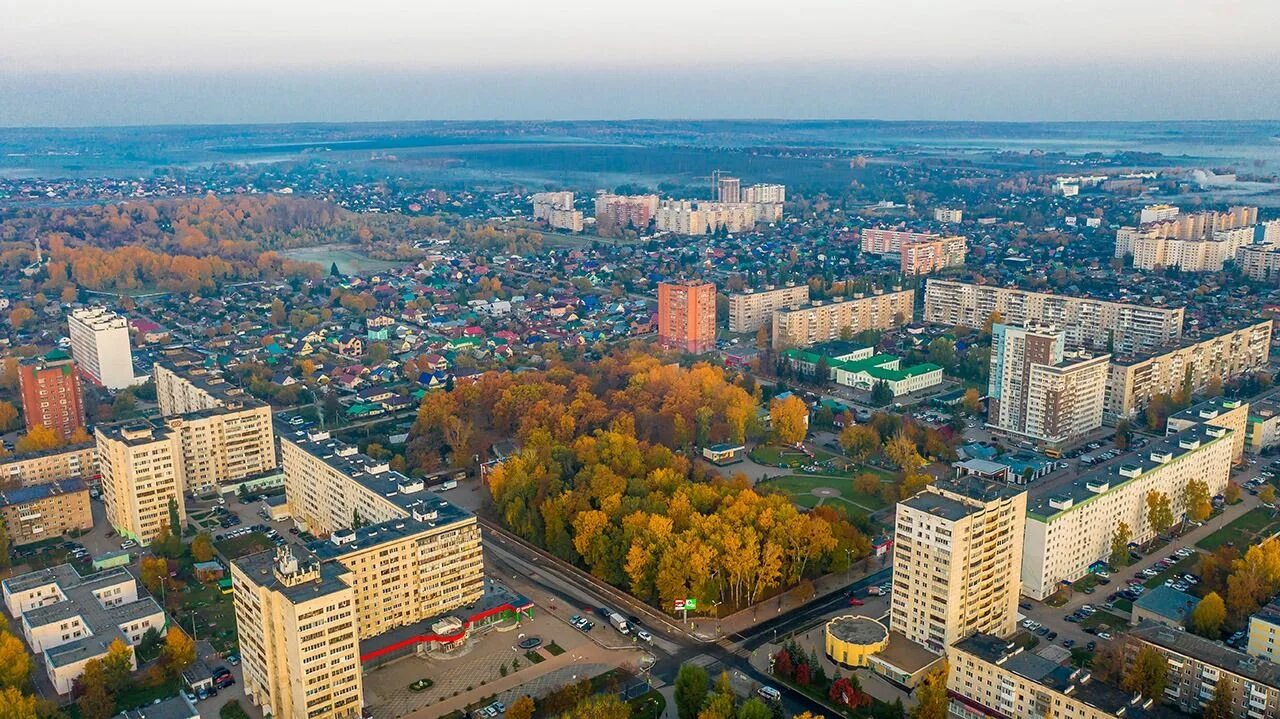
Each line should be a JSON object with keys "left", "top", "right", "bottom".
{"left": 0, "top": 518, "right": 10, "bottom": 570}
{"left": 1110, "top": 523, "right": 1132, "bottom": 567}
{"left": 675, "top": 663, "right": 710, "bottom": 719}
{"left": 927, "top": 338, "right": 956, "bottom": 368}
{"left": 736, "top": 698, "right": 773, "bottom": 719}
{"left": 838, "top": 424, "right": 879, "bottom": 462}
{"left": 1146, "top": 491, "right": 1174, "bottom": 537}
{"left": 1190, "top": 592, "right": 1227, "bottom": 637}
{"left": 1114, "top": 418, "right": 1131, "bottom": 450}
{"left": 76, "top": 659, "right": 114, "bottom": 719}
{"left": 191, "top": 532, "right": 215, "bottom": 563}
{"left": 910, "top": 660, "right": 949, "bottom": 719}
{"left": 1123, "top": 646, "right": 1169, "bottom": 700}
{"left": 220, "top": 700, "right": 252, "bottom": 719}
{"left": 870, "top": 380, "right": 894, "bottom": 406}
{"left": 101, "top": 637, "right": 133, "bottom": 693}
{"left": 1203, "top": 677, "right": 1234, "bottom": 719}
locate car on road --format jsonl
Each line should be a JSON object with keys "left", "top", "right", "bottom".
{"left": 120, "top": 540, "right": 137, "bottom": 550}
{"left": 1097, "top": 632, "right": 1113, "bottom": 640}
{"left": 848, "top": 597, "right": 864, "bottom": 606}
{"left": 637, "top": 630, "right": 653, "bottom": 643}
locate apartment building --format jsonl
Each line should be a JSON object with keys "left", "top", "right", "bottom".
{"left": 727, "top": 284, "right": 810, "bottom": 333}
{"left": 948, "top": 634, "right": 1165, "bottom": 719}
{"left": 861, "top": 228, "right": 941, "bottom": 255}
{"left": 154, "top": 359, "right": 254, "bottom": 416}
{"left": 1, "top": 564, "right": 164, "bottom": 694}
{"left": 19, "top": 350, "right": 86, "bottom": 440}
{"left": 742, "top": 183, "right": 785, "bottom": 204}
{"left": 923, "top": 280, "right": 1184, "bottom": 355}
{"left": 593, "top": 193, "right": 659, "bottom": 235}
{"left": 1104, "top": 321, "right": 1272, "bottom": 422}
{"left": 890, "top": 478, "right": 1026, "bottom": 654}
{"left": 988, "top": 324, "right": 1110, "bottom": 448}
{"left": 1140, "top": 204, "right": 1181, "bottom": 224}
{"left": 0, "top": 442, "right": 97, "bottom": 485}
{"left": 96, "top": 421, "right": 186, "bottom": 546}
{"left": 530, "top": 191, "right": 583, "bottom": 232}
{"left": 933, "top": 207, "right": 963, "bottom": 224}
{"left": 1236, "top": 244, "right": 1280, "bottom": 283}
{"left": 1131, "top": 621, "right": 1280, "bottom": 719}
{"left": 772, "top": 290, "right": 914, "bottom": 349}
{"left": 232, "top": 548, "right": 363, "bottom": 719}
{"left": 1247, "top": 604, "right": 1280, "bottom": 665}
{"left": 658, "top": 280, "right": 717, "bottom": 353}
{"left": 0, "top": 479, "right": 92, "bottom": 545}
{"left": 1116, "top": 206, "right": 1259, "bottom": 272}
{"left": 900, "top": 236, "right": 967, "bottom": 276}
{"left": 1165, "top": 396, "right": 1250, "bottom": 464}
{"left": 67, "top": 307, "right": 137, "bottom": 390}
{"left": 1021, "top": 423, "right": 1234, "bottom": 599}
{"left": 1246, "top": 392, "right": 1280, "bottom": 455}
{"left": 654, "top": 200, "right": 757, "bottom": 235}
{"left": 278, "top": 431, "right": 485, "bottom": 624}
{"left": 715, "top": 176, "right": 741, "bottom": 203}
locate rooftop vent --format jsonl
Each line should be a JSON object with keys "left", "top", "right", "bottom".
{"left": 1150, "top": 451, "right": 1172, "bottom": 464}
{"left": 1117, "top": 465, "right": 1141, "bottom": 479}
{"left": 1086, "top": 479, "right": 1111, "bottom": 493}
{"left": 1179, "top": 438, "right": 1202, "bottom": 451}
{"left": 1049, "top": 496, "right": 1073, "bottom": 511}
{"left": 331, "top": 529, "right": 355, "bottom": 547}
{"left": 1206, "top": 426, "right": 1227, "bottom": 438}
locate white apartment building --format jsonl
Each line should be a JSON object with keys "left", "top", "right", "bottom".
{"left": 1021, "top": 423, "right": 1234, "bottom": 599}
{"left": 1237, "top": 244, "right": 1280, "bottom": 283}
{"left": 655, "top": 199, "right": 757, "bottom": 235}
{"left": 530, "top": 191, "right": 584, "bottom": 232}
{"left": 1116, "top": 206, "right": 1259, "bottom": 272}
{"left": 923, "top": 279, "right": 1184, "bottom": 355}
{"left": 67, "top": 307, "right": 137, "bottom": 390}
{"left": 96, "top": 421, "right": 186, "bottom": 546}
{"left": 2, "top": 564, "right": 165, "bottom": 694}
{"left": 772, "top": 290, "right": 914, "bottom": 349}
{"left": 1131, "top": 621, "right": 1280, "bottom": 719}
{"left": 890, "top": 479, "right": 1026, "bottom": 654}
{"left": 1139, "top": 204, "right": 1181, "bottom": 224}
{"left": 742, "top": 183, "right": 786, "bottom": 204}
{"left": 988, "top": 324, "right": 1110, "bottom": 447}
{"left": 933, "top": 207, "right": 963, "bottom": 223}
{"left": 727, "top": 284, "right": 810, "bottom": 333}
{"left": 1104, "top": 321, "right": 1272, "bottom": 422}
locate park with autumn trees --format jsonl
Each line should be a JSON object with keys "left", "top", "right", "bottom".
{"left": 408, "top": 351, "right": 874, "bottom": 614}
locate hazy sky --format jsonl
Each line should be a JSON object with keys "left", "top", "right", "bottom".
{"left": 2, "top": 0, "right": 1278, "bottom": 126}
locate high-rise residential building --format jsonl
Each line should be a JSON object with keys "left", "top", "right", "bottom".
{"left": 1021, "top": 421, "right": 1235, "bottom": 599}
{"left": 772, "top": 290, "right": 914, "bottom": 349}
{"left": 237, "top": 429, "right": 488, "bottom": 718}
{"left": 594, "top": 193, "right": 659, "bottom": 235}
{"left": 933, "top": 207, "right": 963, "bottom": 223}
{"left": 727, "top": 284, "right": 810, "bottom": 333}
{"left": 19, "top": 350, "right": 86, "bottom": 441}
{"left": 1130, "top": 621, "right": 1280, "bottom": 719}
{"left": 716, "top": 175, "right": 741, "bottom": 203}
{"left": 1247, "top": 603, "right": 1280, "bottom": 665}
{"left": 530, "top": 191, "right": 584, "bottom": 232}
{"left": 923, "top": 279, "right": 1185, "bottom": 355}
{"left": 947, "top": 634, "right": 1155, "bottom": 719}
{"left": 1139, "top": 204, "right": 1181, "bottom": 224}
{"left": 96, "top": 421, "right": 186, "bottom": 546}
{"left": 742, "top": 183, "right": 785, "bottom": 204}
{"left": 1116, "top": 206, "right": 1259, "bottom": 272}
{"left": 655, "top": 200, "right": 757, "bottom": 235}
{"left": 1236, "top": 244, "right": 1280, "bottom": 283}
{"left": 890, "top": 478, "right": 1027, "bottom": 654}
{"left": 2, "top": 564, "right": 165, "bottom": 694}
{"left": 657, "top": 280, "right": 717, "bottom": 354}
{"left": 900, "top": 237, "right": 967, "bottom": 276}
{"left": 232, "top": 548, "right": 363, "bottom": 719}
{"left": 0, "top": 442, "right": 97, "bottom": 485}
{"left": 1165, "top": 396, "right": 1250, "bottom": 464}
{"left": 861, "top": 228, "right": 941, "bottom": 255}
{"left": 67, "top": 307, "right": 136, "bottom": 390}
{"left": 987, "top": 324, "right": 1110, "bottom": 447}
{"left": 154, "top": 358, "right": 256, "bottom": 416}
{"left": 0, "top": 479, "right": 92, "bottom": 545}
{"left": 1104, "top": 321, "right": 1272, "bottom": 422}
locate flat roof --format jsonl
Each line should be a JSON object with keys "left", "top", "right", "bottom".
{"left": 231, "top": 550, "right": 352, "bottom": 606}
{"left": 1132, "top": 620, "right": 1280, "bottom": 689}
{"left": 0, "top": 478, "right": 87, "bottom": 507}
{"left": 826, "top": 615, "right": 888, "bottom": 645}
{"left": 901, "top": 491, "right": 976, "bottom": 522}
{"left": 1133, "top": 586, "right": 1196, "bottom": 622}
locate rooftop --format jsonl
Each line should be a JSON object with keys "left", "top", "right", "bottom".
{"left": 0, "top": 478, "right": 87, "bottom": 508}
{"left": 826, "top": 615, "right": 888, "bottom": 645}
{"left": 231, "top": 549, "right": 352, "bottom": 606}
{"left": 1132, "top": 620, "right": 1280, "bottom": 689}
{"left": 1133, "top": 586, "right": 1197, "bottom": 623}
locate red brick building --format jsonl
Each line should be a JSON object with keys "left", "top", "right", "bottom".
{"left": 658, "top": 280, "right": 717, "bottom": 354}
{"left": 19, "top": 350, "right": 86, "bottom": 441}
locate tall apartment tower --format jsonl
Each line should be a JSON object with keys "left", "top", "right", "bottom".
{"left": 657, "top": 280, "right": 717, "bottom": 354}
{"left": 19, "top": 350, "right": 86, "bottom": 440}
{"left": 716, "top": 175, "right": 741, "bottom": 203}
{"left": 96, "top": 421, "right": 186, "bottom": 545}
{"left": 890, "top": 478, "right": 1027, "bottom": 654}
{"left": 988, "top": 324, "right": 1110, "bottom": 447}
{"left": 67, "top": 307, "right": 136, "bottom": 390}
{"left": 231, "top": 548, "right": 363, "bottom": 719}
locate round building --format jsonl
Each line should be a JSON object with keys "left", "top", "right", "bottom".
{"left": 824, "top": 615, "right": 889, "bottom": 669}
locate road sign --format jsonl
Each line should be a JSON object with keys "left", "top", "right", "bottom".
{"left": 685, "top": 598, "right": 697, "bottom": 610}
{"left": 675, "top": 600, "right": 685, "bottom": 610}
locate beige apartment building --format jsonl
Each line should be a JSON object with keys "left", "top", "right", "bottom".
{"left": 772, "top": 289, "right": 914, "bottom": 349}
{"left": 164, "top": 405, "right": 277, "bottom": 494}
{"left": 1021, "top": 422, "right": 1234, "bottom": 599}
{"left": 948, "top": 634, "right": 1158, "bottom": 719}
{"left": 988, "top": 324, "right": 1110, "bottom": 448}
{"left": 154, "top": 359, "right": 255, "bottom": 416}
{"left": 899, "top": 236, "right": 967, "bottom": 276}
{"left": 923, "top": 279, "right": 1184, "bottom": 355}
{"left": 0, "top": 442, "right": 97, "bottom": 485}
{"left": 2, "top": 564, "right": 164, "bottom": 694}
{"left": 890, "top": 478, "right": 1026, "bottom": 654}
{"left": 232, "top": 548, "right": 363, "bottom": 719}
{"left": 530, "top": 191, "right": 584, "bottom": 232}
{"left": 1116, "top": 206, "right": 1258, "bottom": 272}
{"left": 860, "top": 228, "right": 941, "bottom": 255}
{"left": 0, "top": 479, "right": 92, "bottom": 546}
{"left": 1116, "top": 205, "right": 1257, "bottom": 255}
{"left": 594, "top": 193, "right": 659, "bottom": 235}
{"left": 1237, "top": 244, "right": 1280, "bottom": 283}
{"left": 1166, "top": 397, "right": 1250, "bottom": 463}
{"left": 97, "top": 421, "right": 186, "bottom": 546}
{"left": 1131, "top": 621, "right": 1280, "bottom": 719}
{"left": 1247, "top": 604, "right": 1280, "bottom": 665}
{"left": 655, "top": 199, "right": 758, "bottom": 235}
{"left": 1104, "top": 321, "right": 1272, "bottom": 422}
{"left": 727, "top": 284, "right": 810, "bottom": 333}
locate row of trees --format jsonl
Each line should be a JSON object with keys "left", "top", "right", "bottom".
{"left": 676, "top": 664, "right": 779, "bottom": 719}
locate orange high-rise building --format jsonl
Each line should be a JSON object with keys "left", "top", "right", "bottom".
{"left": 658, "top": 280, "right": 717, "bottom": 354}
{"left": 19, "top": 350, "right": 86, "bottom": 441}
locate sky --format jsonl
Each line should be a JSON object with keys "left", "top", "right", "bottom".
{"left": 1, "top": 0, "right": 1278, "bottom": 127}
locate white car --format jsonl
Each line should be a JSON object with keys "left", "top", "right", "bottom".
{"left": 637, "top": 630, "right": 653, "bottom": 642}
{"left": 120, "top": 540, "right": 137, "bottom": 550}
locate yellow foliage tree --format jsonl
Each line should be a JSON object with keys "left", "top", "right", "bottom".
{"left": 15, "top": 425, "right": 61, "bottom": 454}
{"left": 770, "top": 395, "right": 809, "bottom": 445}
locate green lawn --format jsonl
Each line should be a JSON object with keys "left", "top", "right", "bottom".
{"left": 762, "top": 474, "right": 889, "bottom": 514}
{"left": 177, "top": 581, "right": 238, "bottom": 654}
{"left": 750, "top": 444, "right": 813, "bottom": 467}
{"left": 1198, "top": 507, "right": 1280, "bottom": 550}
{"left": 629, "top": 690, "right": 666, "bottom": 719}
{"left": 214, "top": 531, "right": 274, "bottom": 560}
